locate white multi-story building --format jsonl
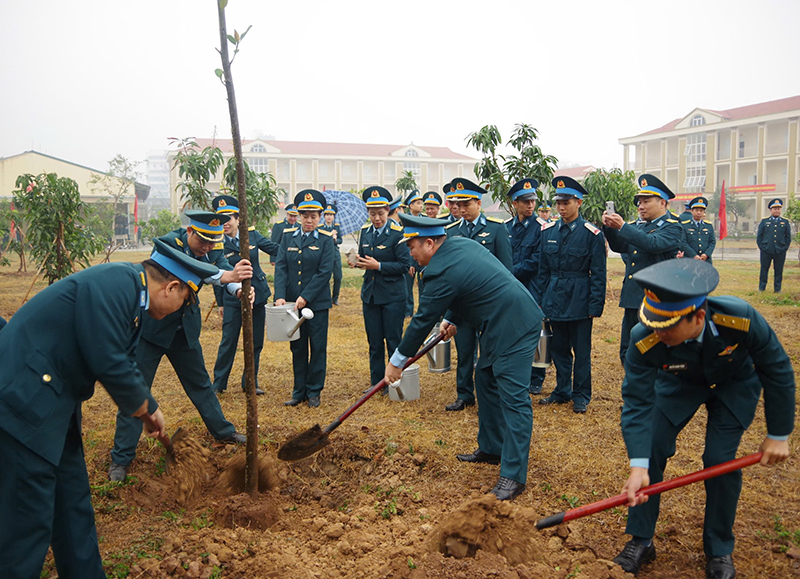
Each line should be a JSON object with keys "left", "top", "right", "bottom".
{"left": 165, "top": 138, "right": 476, "bottom": 214}
{"left": 620, "top": 95, "right": 800, "bottom": 232}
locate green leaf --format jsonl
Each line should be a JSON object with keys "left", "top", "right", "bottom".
{"left": 234, "top": 29, "right": 240, "bottom": 42}
{"left": 227, "top": 34, "right": 236, "bottom": 45}
{"left": 219, "top": 0, "right": 228, "bottom": 9}
{"left": 214, "top": 68, "right": 224, "bottom": 78}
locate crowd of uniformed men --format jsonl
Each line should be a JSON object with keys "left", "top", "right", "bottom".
{"left": 0, "top": 172, "right": 794, "bottom": 579}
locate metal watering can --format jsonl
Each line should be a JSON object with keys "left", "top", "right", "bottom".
{"left": 425, "top": 324, "right": 451, "bottom": 373}
{"left": 532, "top": 320, "right": 552, "bottom": 368}
{"left": 266, "top": 304, "right": 314, "bottom": 342}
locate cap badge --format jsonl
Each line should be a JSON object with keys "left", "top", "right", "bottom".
{"left": 556, "top": 180, "right": 565, "bottom": 188}
{"left": 305, "top": 193, "right": 313, "bottom": 201}
{"left": 523, "top": 181, "right": 532, "bottom": 189}
{"left": 210, "top": 219, "right": 221, "bottom": 227}
{"left": 449, "top": 185, "right": 455, "bottom": 192}
{"left": 644, "top": 289, "right": 661, "bottom": 303}
{"left": 640, "top": 178, "right": 648, "bottom": 188}
{"left": 218, "top": 199, "right": 227, "bottom": 207}
{"left": 371, "top": 191, "right": 379, "bottom": 197}
{"left": 456, "top": 182, "right": 464, "bottom": 190}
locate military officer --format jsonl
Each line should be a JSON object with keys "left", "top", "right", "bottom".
{"left": 506, "top": 178, "right": 548, "bottom": 394}
{"left": 678, "top": 200, "right": 693, "bottom": 223}
{"left": 270, "top": 203, "right": 298, "bottom": 265}
{"left": 109, "top": 212, "right": 251, "bottom": 481}
{"left": 0, "top": 240, "right": 218, "bottom": 579}
{"left": 356, "top": 186, "right": 412, "bottom": 389}
{"left": 757, "top": 198, "right": 792, "bottom": 293}
{"left": 211, "top": 195, "right": 279, "bottom": 395}
{"left": 537, "top": 202, "right": 553, "bottom": 224}
{"left": 405, "top": 189, "right": 424, "bottom": 216}
{"left": 602, "top": 174, "right": 684, "bottom": 365}
{"left": 441, "top": 177, "right": 513, "bottom": 411}
{"left": 388, "top": 194, "right": 404, "bottom": 222}
{"left": 423, "top": 190, "right": 444, "bottom": 219}
{"left": 386, "top": 214, "right": 544, "bottom": 500}
{"left": 319, "top": 203, "right": 343, "bottom": 306}
{"left": 611, "top": 259, "right": 794, "bottom": 579}
{"left": 681, "top": 196, "right": 716, "bottom": 263}
{"left": 274, "top": 190, "right": 334, "bottom": 407}
{"left": 442, "top": 182, "right": 462, "bottom": 224}
{"left": 535, "top": 177, "right": 607, "bottom": 413}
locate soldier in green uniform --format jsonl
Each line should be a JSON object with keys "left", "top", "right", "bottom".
{"left": 757, "top": 198, "right": 792, "bottom": 292}
{"left": 0, "top": 241, "right": 218, "bottom": 579}
{"left": 423, "top": 190, "right": 443, "bottom": 219}
{"left": 108, "top": 211, "right": 250, "bottom": 481}
{"left": 270, "top": 203, "right": 298, "bottom": 265}
{"left": 611, "top": 259, "right": 794, "bottom": 579}
{"left": 602, "top": 174, "right": 683, "bottom": 365}
{"left": 535, "top": 177, "right": 606, "bottom": 412}
{"left": 211, "top": 195, "right": 279, "bottom": 395}
{"left": 506, "top": 178, "right": 548, "bottom": 395}
{"left": 319, "top": 203, "right": 343, "bottom": 306}
{"left": 275, "top": 190, "right": 335, "bottom": 407}
{"left": 681, "top": 196, "right": 716, "bottom": 263}
{"left": 443, "top": 177, "right": 513, "bottom": 411}
{"left": 356, "top": 186, "right": 412, "bottom": 389}
{"left": 385, "top": 214, "right": 544, "bottom": 500}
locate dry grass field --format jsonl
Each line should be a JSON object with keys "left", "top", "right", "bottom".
{"left": 1, "top": 251, "right": 799, "bottom": 579}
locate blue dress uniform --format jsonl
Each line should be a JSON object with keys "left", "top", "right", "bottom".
{"left": 614, "top": 259, "right": 795, "bottom": 577}
{"left": 210, "top": 195, "right": 279, "bottom": 393}
{"left": 444, "top": 178, "right": 513, "bottom": 409}
{"left": 507, "top": 179, "right": 548, "bottom": 394}
{"left": 535, "top": 177, "right": 607, "bottom": 412}
{"left": 274, "top": 190, "right": 334, "bottom": 406}
{"left": 0, "top": 241, "right": 217, "bottom": 579}
{"left": 269, "top": 204, "right": 298, "bottom": 264}
{"left": 603, "top": 174, "right": 683, "bottom": 364}
{"left": 358, "top": 187, "right": 413, "bottom": 387}
{"left": 757, "top": 198, "right": 792, "bottom": 292}
{"left": 110, "top": 213, "right": 244, "bottom": 472}
{"left": 681, "top": 196, "right": 716, "bottom": 264}
{"left": 319, "top": 204, "right": 343, "bottom": 305}
{"left": 389, "top": 216, "right": 544, "bottom": 497}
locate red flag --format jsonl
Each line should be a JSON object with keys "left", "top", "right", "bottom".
{"left": 718, "top": 180, "right": 727, "bottom": 240}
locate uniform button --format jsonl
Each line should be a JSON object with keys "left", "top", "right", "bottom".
{"left": 43, "top": 374, "right": 52, "bottom": 382}
{"left": 298, "top": 250, "right": 302, "bottom": 254}
{"left": 710, "top": 384, "right": 717, "bottom": 389}
{"left": 633, "top": 250, "right": 638, "bottom": 255}
{"left": 631, "top": 262, "right": 635, "bottom": 266}
{"left": 628, "top": 275, "right": 632, "bottom": 279}
{"left": 298, "top": 281, "right": 302, "bottom": 285}
{"left": 298, "top": 271, "right": 302, "bottom": 275}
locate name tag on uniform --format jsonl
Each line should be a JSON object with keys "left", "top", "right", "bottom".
{"left": 363, "top": 244, "right": 370, "bottom": 247}
{"left": 288, "top": 247, "right": 299, "bottom": 252}
{"left": 309, "top": 246, "right": 319, "bottom": 250}
{"left": 547, "top": 239, "right": 558, "bottom": 244}
{"left": 225, "top": 252, "right": 236, "bottom": 258}
{"left": 663, "top": 363, "right": 687, "bottom": 371}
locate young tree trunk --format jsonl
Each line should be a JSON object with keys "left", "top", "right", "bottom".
{"left": 217, "top": 0, "right": 258, "bottom": 498}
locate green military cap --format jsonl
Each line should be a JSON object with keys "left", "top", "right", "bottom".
{"left": 362, "top": 186, "right": 392, "bottom": 207}
{"left": 689, "top": 196, "right": 708, "bottom": 209}
{"left": 285, "top": 203, "right": 299, "bottom": 216}
{"left": 633, "top": 259, "right": 719, "bottom": 329}
{"left": 552, "top": 176, "right": 587, "bottom": 200}
{"left": 448, "top": 178, "right": 485, "bottom": 201}
{"left": 397, "top": 213, "right": 446, "bottom": 243}
{"left": 185, "top": 210, "right": 230, "bottom": 242}
{"left": 405, "top": 189, "right": 423, "bottom": 205}
{"left": 295, "top": 189, "right": 327, "bottom": 211}
{"left": 508, "top": 178, "right": 539, "bottom": 202}
{"left": 768, "top": 198, "right": 783, "bottom": 209}
{"left": 636, "top": 174, "right": 675, "bottom": 202}
{"left": 324, "top": 203, "right": 337, "bottom": 215}
{"left": 212, "top": 194, "right": 239, "bottom": 214}
{"left": 423, "top": 190, "right": 443, "bottom": 206}
{"left": 151, "top": 238, "right": 219, "bottom": 293}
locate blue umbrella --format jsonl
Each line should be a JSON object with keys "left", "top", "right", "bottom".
{"left": 322, "top": 190, "right": 368, "bottom": 236}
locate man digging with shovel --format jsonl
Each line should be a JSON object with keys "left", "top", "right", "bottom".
{"left": 384, "top": 214, "right": 545, "bottom": 501}
{"left": 612, "top": 259, "right": 795, "bottom": 578}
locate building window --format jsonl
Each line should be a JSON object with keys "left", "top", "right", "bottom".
{"left": 690, "top": 115, "right": 705, "bottom": 127}
{"left": 405, "top": 149, "right": 419, "bottom": 157}
{"left": 683, "top": 132, "right": 706, "bottom": 192}
{"left": 403, "top": 150, "right": 420, "bottom": 179}
{"left": 251, "top": 144, "right": 266, "bottom": 152}
{"left": 248, "top": 157, "right": 268, "bottom": 173}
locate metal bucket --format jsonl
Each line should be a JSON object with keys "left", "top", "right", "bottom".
{"left": 266, "top": 304, "right": 312, "bottom": 342}
{"left": 426, "top": 326, "right": 451, "bottom": 373}
{"left": 389, "top": 364, "right": 420, "bottom": 401}
{"left": 532, "top": 320, "right": 552, "bottom": 368}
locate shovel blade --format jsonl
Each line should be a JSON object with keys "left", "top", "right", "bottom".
{"left": 164, "top": 427, "right": 188, "bottom": 472}
{"left": 277, "top": 424, "right": 331, "bottom": 461}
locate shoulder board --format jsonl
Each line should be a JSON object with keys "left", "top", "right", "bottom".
{"left": 175, "top": 238, "right": 184, "bottom": 247}
{"left": 635, "top": 332, "right": 661, "bottom": 355}
{"left": 504, "top": 217, "right": 513, "bottom": 224}
{"left": 542, "top": 221, "right": 557, "bottom": 231}
{"left": 445, "top": 221, "right": 461, "bottom": 229}
{"left": 361, "top": 223, "right": 371, "bottom": 230}
{"left": 318, "top": 228, "right": 333, "bottom": 236}
{"left": 704, "top": 220, "right": 713, "bottom": 225}
{"left": 711, "top": 313, "right": 750, "bottom": 332}
{"left": 666, "top": 218, "right": 679, "bottom": 223}
{"left": 487, "top": 216, "right": 504, "bottom": 224}
{"left": 213, "top": 242, "right": 224, "bottom": 250}
{"left": 283, "top": 227, "right": 298, "bottom": 234}
{"left": 335, "top": 222, "right": 340, "bottom": 226}
{"left": 390, "top": 222, "right": 403, "bottom": 231}
{"left": 248, "top": 225, "right": 256, "bottom": 231}
{"left": 628, "top": 220, "right": 637, "bottom": 225}
{"left": 584, "top": 222, "right": 600, "bottom": 235}
{"left": 681, "top": 219, "right": 691, "bottom": 224}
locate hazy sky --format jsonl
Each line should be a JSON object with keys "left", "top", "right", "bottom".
{"left": 2, "top": 0, "right": 799, "bottom": 177}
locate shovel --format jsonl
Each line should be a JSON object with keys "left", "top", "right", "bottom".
{"left": 277, "top": 332, "right": 445, "bottom": 461}
{"left": 535, "top": 452, "right": 763, "bottom": 529}
{"left": 140, "top": 413, "right": 185, "bottom": 472}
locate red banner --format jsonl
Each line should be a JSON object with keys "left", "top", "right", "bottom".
{"left": 718, "top": 181, "right": 727, "bottom": 240}
{"left": 728, "top": 184, "right": 776, "bottom": 193}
